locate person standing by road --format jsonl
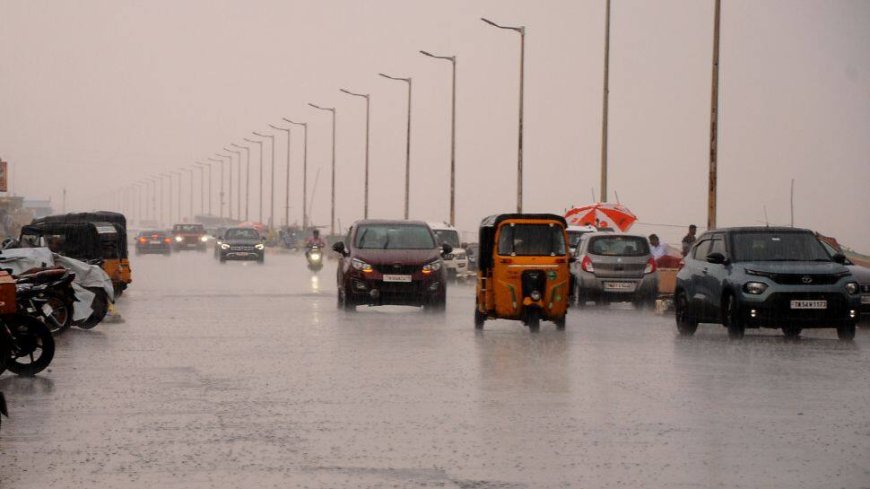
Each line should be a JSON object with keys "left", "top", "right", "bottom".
{"left": 649, "top": 234, "right": 667, "bottom": 260}
{"left": 681, "top": 225, "right": 697, "bottom": 256}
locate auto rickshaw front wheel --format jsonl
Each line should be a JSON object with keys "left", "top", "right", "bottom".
{"left": 553, "top": 315, "right": 566, "bottom": 331}
{"left": 526, "top": 310, "right": 541, "bottom": 333}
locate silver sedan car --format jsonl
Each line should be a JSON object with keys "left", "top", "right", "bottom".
{"left": 571, "top": 232, "right": 659, "bottom": 308}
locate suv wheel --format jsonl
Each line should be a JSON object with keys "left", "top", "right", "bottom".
{"left": 724, "top": 294, "right": 745, "bottom": 340}
{"left": 675, "top": 292, "right": 698, "bottom": 336}
{"left": 837, "top": 322, "right": 856, "bottom": 341}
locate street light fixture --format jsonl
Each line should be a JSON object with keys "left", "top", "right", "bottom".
{"left": 420, "top": 50, "right": 458, "bottom": 226}
{"left": 253, "top": 131, "right": 277, "bottom": 231}
{"left": 378, "top": 73, "right": 412, "bottom": 220}
{"left": 339, "top": 88, "right": 371, "bottom": 219}
{"left": 307, "top": 103, "right": 337, "bottom": 235}
{"left": 230, "top": 143, "right": 250, "bottom": 220}
{"left": 269, "top": 124, "right": 293, "bottom": 228}
{"left": 243, "top": 137, "right": 265, "bottom": 224}
{"left": 208, "top": 156, "right": 226, "bottom": 219}
{"left": 283, "top": 118, "right": 309, "bottom": 230}
{"left": 482, "top": 17, "right": 526, "bottom": 213}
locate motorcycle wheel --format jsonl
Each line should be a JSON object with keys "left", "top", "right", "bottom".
{"left": 5, "top": 314, "right": 55, "bottom": 376}
{"left": 41, "top": 291, "right": 74, "bottom": 335}
{"left": 77, "top": 288, "right": 109, "bottom": 329}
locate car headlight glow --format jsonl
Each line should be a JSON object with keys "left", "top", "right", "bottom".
{"left": 845, "top": 281, "right": 859, "bottom": 295}
{"left": 352, "top": 258, "right": 373, "bottom": 273}
{"left": 220, "top": 243, "right": 230, "bottom": 250}
{"left": 743, "top": 281, "right": 768, "bottom": 295}
{"left": 175, "top": 236, "right": 183, "bottom": 242}
{"left": 255, "top": 244, "right": 265, "bottom": 250}
{"left": 422, "top": 260, "right": 443, "bottom": 274}
{"left": 200, "top": 236, "right": 209, "bottom": 242}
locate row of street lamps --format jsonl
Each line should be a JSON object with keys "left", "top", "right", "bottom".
{"left": 115, "top": 16, "right": 530, "bottom": 233}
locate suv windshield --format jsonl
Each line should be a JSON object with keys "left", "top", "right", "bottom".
{"left": 497, "top": 223, "right": 566, "bottom": 256}
{"left": 225, "top": 228, "right": 260, "bottom": 240}
{"left": 174, "top": 224, "right": 204, "bottom": 233}
{"left": 432, "top": 229, "right": 461, "bottom": 248}
{"left": 587, "top": 235, "right": 650, "bottom": 256}
{"left": 731, "top": 232, "right": 831, "bottom": 262}
{"left": 355, "top": 224, "right": 435, "bottom": 250}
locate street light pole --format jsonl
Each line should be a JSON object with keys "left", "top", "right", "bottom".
{"left": 339, "top": 88, "right": 371, "bottom": 219}
{"left": 708, "top": 0, "right": 721, "bottom": 230}
{"left": 378, "top": 73, "right": 412, "bottom": 219}
{"left": 269, "top": 124, "right": 292, "bottom": 227}
{"left": 600, "top": 0, "right": 611, "bottom": 203}
{"left": 254, "top": 132, "right": 276, "bottom": 231}
{"left": 231, "top": 143, "right": 249, "bottom": 221}
{"left": 308, "top": 103, "right": 337, "bottom": 235}
{"left": 284, "top": 119, "right": 308, "bottom": 230}
{"left": 208, "top": 156, "right": 226, "bottom": 219}
{"left": 196, "top": 161, "right": 213, "bottom": 217}
{"left": 420, "top": 50, "right": 457, "bottom": 225}
{"left": 159, "top": 173, "right": 171, "bottom": 226}
{"left": 226, "top": 148, "right": 241, "bottom": 221}
{"left": 244, "top": 137, "right": 265, "bottom": 224}
{"left": 482, "top": 17, "right": 525, "bottom": 213}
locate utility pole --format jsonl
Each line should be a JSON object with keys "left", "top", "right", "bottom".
{"left": 600, "top": 0, "right": 611, "bottom": 203}
{"left": 708, "top": 0, "right": 721, "bottom": 230}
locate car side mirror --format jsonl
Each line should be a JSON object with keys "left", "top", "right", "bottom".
{"left": 441, "top": 243, "right": 453, "bottom": 256}
{"left": 706, "top": 252, "right": 728, "bottom": 265}
{"left": 832, "top": 253, "right": 846, "bottom": 264}
{"left": 332, "top": 241, "right": 347, "bottom": 256}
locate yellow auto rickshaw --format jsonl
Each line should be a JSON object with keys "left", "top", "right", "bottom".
{"left": 474, "top": 213, "right": 572, "bottom": 331}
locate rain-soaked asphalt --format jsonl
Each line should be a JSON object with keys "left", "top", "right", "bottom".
{"left": 1, "top": 250, "right": 869, "bottom": 488}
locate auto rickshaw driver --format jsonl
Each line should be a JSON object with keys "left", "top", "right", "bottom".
{"left": 474, "top": 214, "right": 572, "bottom": 332}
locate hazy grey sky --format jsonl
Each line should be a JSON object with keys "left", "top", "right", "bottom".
{"left": 2, "top": 0, "right": 868, "bottom": 250}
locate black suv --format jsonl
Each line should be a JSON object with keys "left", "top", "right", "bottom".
{"left": 217, "top": 227, "right": 265, "bottom": 264}
{"left": 675, "top": 227, "right": 861, "bottom": 340}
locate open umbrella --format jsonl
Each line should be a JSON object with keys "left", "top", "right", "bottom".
{"left": 564, "top": 203, "right": 637, "bottom": 232}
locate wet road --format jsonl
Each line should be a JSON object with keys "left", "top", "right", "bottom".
{"left": 2, "top": 251, "right": 869, "bottom": 488}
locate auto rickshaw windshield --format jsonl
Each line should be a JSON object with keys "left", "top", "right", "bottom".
{"left": 497, "top": 223, "right": 566, "bottom": 256}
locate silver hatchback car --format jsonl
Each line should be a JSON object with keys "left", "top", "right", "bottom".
{"left": 571, "top": 232, "right": 659, "bottom": 308}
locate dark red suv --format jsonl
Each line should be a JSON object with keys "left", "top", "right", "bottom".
{"left": 333, "top": 220, "right": 451, "bottom": 311}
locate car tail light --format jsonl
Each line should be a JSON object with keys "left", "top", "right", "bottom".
{"left": 581, "top": 255, "right": 594, "bottom": 273}
{"left": 163, "top": 238, "right": 171, "bottom": 244}
{"left": 139, "top": 237, "right": 147, "bottom": 243}
{"left": 644, "top": 257, "right": 657, "bottom": 274}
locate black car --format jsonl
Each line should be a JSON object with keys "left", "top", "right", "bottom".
{"left": 217, "top": 227, "right": 265, "bottom": 263}
{"left": 332, "top": 220, "right": 450, "bottom": 311}
{"left": 675, "top": 227, "right": 861, "bottom": 340}
{"left": 134, "top": 230, "right": 172, "bottom": 255}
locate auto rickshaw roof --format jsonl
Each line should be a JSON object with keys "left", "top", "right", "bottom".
{"left": 479, "top": 213, "right": 567, "bottom": 229}
{"left": 477, "top": 214, "right": 568, "bottom": 273}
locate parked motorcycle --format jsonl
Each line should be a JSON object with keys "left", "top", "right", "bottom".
{"left": 306, "top": 245, "right": 324, "bottom": 272}
{"left": 0, "top": 313, "right": 55, "bottom": 377}
{"left": 14, "top": 267, "right": 77, "bottom": 335}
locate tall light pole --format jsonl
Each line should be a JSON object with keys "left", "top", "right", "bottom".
{"left": 284, "top": 119, "right": 308, "bottom": 230}
{"left": 339, "top": 88, "right": 371, "bottom": 219}
{"left": 308, "top": 103, "right": 337, "bottom": 235}
{"left": 226, "top": 147, "right": 242, "bottom": 220}
{"left": 269, "top": 124, "right": 292, "bottom": 227}
{"left": 378, "top": 73, "right": 412, "bottom": 219}
{"left": 208, "top": 156, "right": 226, "bottom": 219}
{"left": 708, "top": 0, "right": 721, "bottom": 230}
{"left": 244, "top": 137, "right": 265, "bottom": 224}
{"left": 231, "top": 143, "right": 250, "bottom": 220}
{"left": 420, "top": 50, "right": 457, "bottom": 225}
{"left": 253, "top": 131, "right": 276, "bottom": 231}
{"left": 600, "top": 0, "right": 611, "bottom": 203}
{"left": 196, "top": 161, "right": 212, "bottom": 217}
{"left": 482, "top": 17, "right": 525, "bottom": 213}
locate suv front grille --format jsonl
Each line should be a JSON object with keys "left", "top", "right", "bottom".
{"left": 766, "top": 273, "right": 842, "bottom": 285}
{"left": 375, "top": 264, "right": 418, "bottom": 275}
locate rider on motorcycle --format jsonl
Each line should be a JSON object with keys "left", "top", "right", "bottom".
{"left": 304, "top": 229, "right": 326, "bottom": 251}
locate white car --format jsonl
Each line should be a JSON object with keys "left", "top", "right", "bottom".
{"left": 427, "top": 222, "right": 468, "bottom": 281}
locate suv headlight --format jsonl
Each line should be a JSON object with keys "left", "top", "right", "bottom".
{"left": 845, "top": 281, "right": 859, "bottom": 295}
{"left": 220, "top": 243, "right": 230, "bottom": 250}
{"left": 743, "top": 281, "right": 768, "bottom": 295}
{"left": 255, "top": 243, "right": 265, "bottom": 250}
{"left": 422, "top": 260, "right": 443, "bottom": 274}
{"left": 352, "top": 258, "right": 373, "bottom": 273}
{"left": 200, "top": 236, "right": 209, "bottom": 242}
{"left": 175, "top": 236, "right": 183, "bottom": 242}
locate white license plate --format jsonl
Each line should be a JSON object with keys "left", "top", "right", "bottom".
{"left": 603, "top": 281, "right": 636, "bottom": 292}
{"left": 42, "top": 303, "right": 54, "bottom": 316}
{"left": 383, "top": 274, "right": 412, "bottom": 283}
{"left": 790, "top": 300, "right": 827, "bottom": 310}
{"left": 150, "top": 240, "right": 161, "bottom": 244}
{"left": 861, "top": 295, "right": 870, "bottom": 305}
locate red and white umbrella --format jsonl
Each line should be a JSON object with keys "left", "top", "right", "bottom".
{"left": 564, "top": 203, "right": 637, "bottom": 232}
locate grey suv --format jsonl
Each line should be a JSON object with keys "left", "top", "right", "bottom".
{"left": 571, "top": 232, "right": 658, "bottom": 308}
{"left": 675, "top": 227, "right": 861, "bottom": 340}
